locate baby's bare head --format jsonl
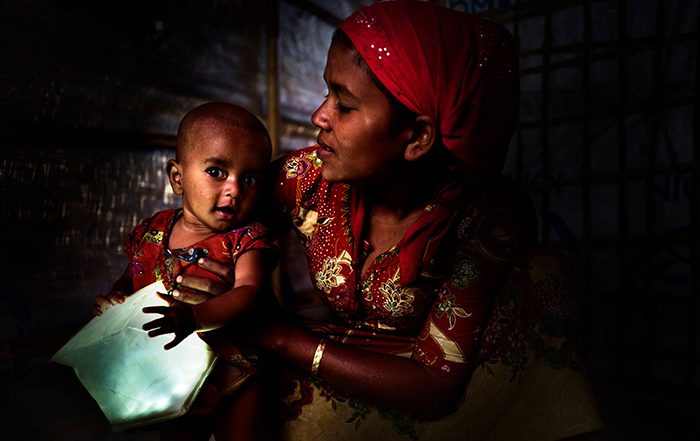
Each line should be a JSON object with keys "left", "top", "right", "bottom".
{"left": 176, "top": 102, "right": 271, "bottom": 164}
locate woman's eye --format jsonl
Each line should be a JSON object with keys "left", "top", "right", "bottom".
{"left": 243, "top": 176, "right": 258, "bottom": 186}
{"left": 205, "top": 167, "right": 225, "bottom": 179}
{"left": 335, "top": 102, "right": 353, "bottom": 113}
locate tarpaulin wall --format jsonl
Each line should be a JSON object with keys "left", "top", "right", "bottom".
{"left": 0, "top": 0, "right": 697, "bottom": 437}
{"left": 469, "top": 0, "right": 698, "bottom": 434}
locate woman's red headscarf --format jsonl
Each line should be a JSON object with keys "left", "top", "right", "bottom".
{"left": 339, "top": 0, "right": 519, "bottom": 176}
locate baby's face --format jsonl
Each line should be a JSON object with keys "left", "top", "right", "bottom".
{"left": 178, "top": 125, "right": 269, "bottom": 233}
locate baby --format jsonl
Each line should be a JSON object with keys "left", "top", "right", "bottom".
{"left": 94, "top": 102, "right": 275, "bottom": 440}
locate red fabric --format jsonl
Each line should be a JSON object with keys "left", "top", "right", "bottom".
{"left": 275, "top": 148, "right": 536, "bottom": 381}
{"left": 122, "top": 209, "right": 275, "bottom": 402}
{"left": 339, "top": 0, "right": 519, "bottom": 176}
{"left": 125, "top": 208, "right": 273, "bottom": 294}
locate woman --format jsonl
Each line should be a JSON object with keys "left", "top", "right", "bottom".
{"left": 175, "top": 1, "right": 604, "bottom": 440}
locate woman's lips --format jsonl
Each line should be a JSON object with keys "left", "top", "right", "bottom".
{"left": 316, "top": 140, "right": 334, "bottom": 159}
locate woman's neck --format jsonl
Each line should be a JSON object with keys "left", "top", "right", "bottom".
{"left": 364, "top": 182, "right": 426, "bottom": 222}
{"left": 361, "top": 160, "right": 442, "bottom": 220}
{"left": 357, "top": 161, "right": 445, "bottom": 277}
{"left": 359, "top": 184, "right": 425, "bottom": 277}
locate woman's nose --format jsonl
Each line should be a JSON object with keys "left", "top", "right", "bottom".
{"left": 311, "top": 100, "right": 331, "bottom": 130}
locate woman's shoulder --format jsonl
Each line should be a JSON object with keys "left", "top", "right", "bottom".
{"left": 274, "top": 146, "right": 324, "bottom": 181}
{"left": 273, "top": 146, "right": 349, "bottom": 213}
{"left": 455, "top": 178, "right": 538, "bottom": 262}
{"left": 466, "top": 179, "right": 536, "bottom": 218}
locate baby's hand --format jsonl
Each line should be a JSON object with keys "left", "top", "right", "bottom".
{"left": 93, "top": 291, "right": 128, "bottom": 316}
{"left": 142, "top": 293, "right": 197, "bottom": 350}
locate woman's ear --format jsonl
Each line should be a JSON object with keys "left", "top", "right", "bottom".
{"left": 404, "top": 115, "right": 436, "bottom": 162}
{"left": 166, "top": 159, "right": 184, "bottom": 195}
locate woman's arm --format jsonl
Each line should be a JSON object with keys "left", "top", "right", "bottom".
{"left": 178, "top": 259, "right": 468, "bottom": 418}
{"left": 143, "top": 250, "right": 269, "bottom": 348}
{"left": 190, "top": 250, "right": 265, "bottom": 331}
{"left": 177, "top": 197, "right": 533, "bottom": 416}
{"left": 256, "top": 244, "right": 505, "bottom": 417}
{"left": 257, "top": 317, "right": 462, "bottom": 417}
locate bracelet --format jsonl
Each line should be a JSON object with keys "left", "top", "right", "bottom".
{"left": 310, "top": 338, "right": 328, "bottom": 376}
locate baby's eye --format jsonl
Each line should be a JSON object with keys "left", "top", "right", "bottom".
{"left": 205, "top": 167, "right": 226, "bottom": 179}
{"left": 243, "top": 175, "right": 258, "bottom": 187}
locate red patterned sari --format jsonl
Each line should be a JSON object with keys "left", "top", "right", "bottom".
{"left": 268, "top": 148, "right": 602, "bottom": 440}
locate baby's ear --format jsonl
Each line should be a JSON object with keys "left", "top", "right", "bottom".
{"left": 166, "top": 159, "right": 184, "bottom": 195}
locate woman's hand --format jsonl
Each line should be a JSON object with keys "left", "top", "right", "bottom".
{"left": 172, "top": 258, "right": 235, "bottom": 304}
{"left": 92, "top": 290, "right": 128, "bottom": 316}
{"left": 142, "top": 293, "right": 197, "bottom": 350}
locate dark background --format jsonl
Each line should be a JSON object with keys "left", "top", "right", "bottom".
{"left": 1, "top": 0, "right": 698, "bottom": 439}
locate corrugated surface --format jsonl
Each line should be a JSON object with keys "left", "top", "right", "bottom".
{"left": 0, "top": 3, "right": 698, "bottom": 437}
{"left": 0, "top": 144, "right": 178, "bottom": 344}
{"left": 278, "top": 1, "right": 335, "bottom": 124}
{"left": 0, "top": 0, "right": 267, "bottom": 133}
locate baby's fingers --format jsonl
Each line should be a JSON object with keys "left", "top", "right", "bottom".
{"left": 163, "top": 335, "right": 185, "bottom": 350}
{"left": 142, "top": 305, "right": 170, "bottom": 316}
{"left": 142, "top": 316, "right": 171, "bottom": 332}
{"left": 94, "top": 295, "right": 116, "bottom": 316}
{"left": 93, "top": 298, "right": 107, "bottom": 315}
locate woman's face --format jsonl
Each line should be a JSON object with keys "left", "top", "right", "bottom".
{"left": 312, "top": 41, "right": 412, "bottom": 184}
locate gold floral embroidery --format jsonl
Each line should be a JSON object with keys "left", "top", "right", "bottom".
{"left": 293, "top": 208, "right": 333, "bottom": 247}
{"left": 360, "top": 321, "right": 397, "bottom": 331}
{"left": 315, "top": 250, "right": 353, "bottom": 294}
{"left": 380, "top": 269, "right": 415, "bottom": 317}
{"left": 361, "top": 272, "right": 374, "bottom": 301}
{"left": 306, "top": 150, "right": 323, "bottom": 168}
{"left": 428, "top": 321, "right": 466, "bottom": 363}
{"left": 451, "top": 252, "right": 479, "bottom": 288}
{"left": 435, "top": 292, "right": 471, "bottom": 330}
{"left": 142, "top": 230, "right": 163, "bottom": 244}
{"left": 221, "top": 239, "right": 234, "bottom": 259}
{"left": 282, "top": 156, "right": 309, "bottom": 179}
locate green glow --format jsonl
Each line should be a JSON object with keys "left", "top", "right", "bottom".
{"left": 52, "top": 281, "right": 218, "bottom": 430}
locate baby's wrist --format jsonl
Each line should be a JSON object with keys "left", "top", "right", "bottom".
{"left": 190, "top": 303, "right": 206, "bottom": 332}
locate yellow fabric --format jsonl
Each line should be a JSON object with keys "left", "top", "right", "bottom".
{"left": 484, "top": 358, "right": 604, "bottom": 441}
{"left": 281, "top": 357, "right": 603, "bottom": 441}
{"left": 280, "top": 247, "right": 604, "bottom": 441}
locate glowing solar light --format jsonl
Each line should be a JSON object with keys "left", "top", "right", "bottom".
{"left": 172, "top": 381, "right": 191, "bottom": 396}
{"left": 51, "top": 281, "right": 218, "bottom": 431}
{"left": 124, "top": 401, "right": 139, "bottom": 417}
{"left": 154, "top": 398, "right": 171, "bottom": 411}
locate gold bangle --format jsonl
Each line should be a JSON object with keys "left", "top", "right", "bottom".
{"left": 310, "top": 338, "right": 328, "bottom": 376}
